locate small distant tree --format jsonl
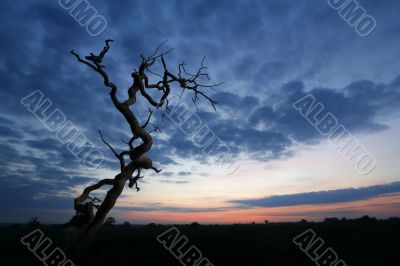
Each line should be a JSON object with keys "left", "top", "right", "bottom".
{"left": 264, "top": 220, "right": 269, "bottom": 224}
{"left": 147, "top": 222, "right": 157, "bottom": 228}
{"left": 122, "top": 221, "right": 131, "bottom": 227}
{"left": 323, "top": 217, "right": 339, "bottom": 223}
{"left": 190, "top": 222, "right": 200, "bottom": 227}
{"left": 29, "top": 217, "right": 40, "bottom": 227}
{"left": 104, "top": 217, "right": 116, "bottom": 226}
{"left": 359, "top": 215, "right": 377, "bottom": 222}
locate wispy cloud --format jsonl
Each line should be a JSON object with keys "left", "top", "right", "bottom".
{"left": 230, "top": 182, "right": 400, "bottom": 208}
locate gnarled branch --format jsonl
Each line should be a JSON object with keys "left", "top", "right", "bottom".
{"left": 69, "top": 40, "right": 219, "bottom": 236}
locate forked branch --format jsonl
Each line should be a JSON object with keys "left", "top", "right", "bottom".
{"left": 69, "top": 40, "right": 219, "bottom": 236}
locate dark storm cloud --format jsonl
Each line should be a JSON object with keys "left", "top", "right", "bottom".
{"left": 247, "top": 78, "right": 397, "bottom": 143}
{"left": 0, "top": 0, "right": 400, "bottom": 221}
{"left": 230, "top": 182, "right": 400, "bottom": 208}
{"left": 159, "top": 75, "right": 400, "bottom": 162}
{"left": 2, "top": 0, "right": 399, "bottom": 165}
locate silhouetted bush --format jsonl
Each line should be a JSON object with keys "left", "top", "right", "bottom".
{"left": 3, "top": 216, "right": 400, "bottom": 266}
{"left": 104, "top": 217, "right": 116, "bottom": 226}
{"left": 191, "top": 222, "right": 200, "bottom": 227}
{"left": 323, "top": 217, "right": 340, "bottom": 223}
{"left": 29, "top": 217, "right": 40, "bottom": 227}
{"left": 388, "top": 217, "right": 400, "bottom": 222}
{"left": 357, "top": 215, "right": 378, "bottom": 222}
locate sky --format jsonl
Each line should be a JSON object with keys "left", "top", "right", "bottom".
{"left": 1, "top": 0, "right": 400, "bottom": 224}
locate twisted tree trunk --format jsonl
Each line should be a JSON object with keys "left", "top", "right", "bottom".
{"left": 66, "top": 40, "right": 218, "bottom": 240}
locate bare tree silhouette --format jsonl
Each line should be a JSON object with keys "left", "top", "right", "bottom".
{"left": 68, "top": 40, "right": 219, "bottom": 237}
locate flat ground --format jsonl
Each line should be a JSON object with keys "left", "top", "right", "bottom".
{"left": 1, "top": 218, "right": 399, "bottom": 266}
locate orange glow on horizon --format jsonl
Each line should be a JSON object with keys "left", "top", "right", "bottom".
{"left": 113, "top": 193, "right": 400, "bottom": 224}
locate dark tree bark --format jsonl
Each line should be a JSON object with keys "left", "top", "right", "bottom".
{"left": 67, "top": 40, "right": 219, "bottom": 238}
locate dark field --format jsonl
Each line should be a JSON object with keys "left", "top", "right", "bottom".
{"left": 1, "top": 218, "right": 399, "bottom": 266}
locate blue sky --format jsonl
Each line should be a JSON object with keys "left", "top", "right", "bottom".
{"left": 1, "top": 0, "right": 400, "bottom": 223}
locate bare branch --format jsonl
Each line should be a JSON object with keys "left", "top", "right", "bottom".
{"left": 69, "top": 40, "right": 219, "bottom": 236}
{"left": 71, "top": 40, "right": 119, "bottom": 105}
{"left": 128, "top": 168, "right": 143, "bottom": 191}
{"left": 99, "top": 130, "right": 119, "bottom": 158}
{"left": 151, "top": 166, "right": 161, "bottom": 173}
{"left": 147, "top": 123, "right": 161, "bottom": 134}
{"left": 99, "top": 130, "right": 125, "bottom": 170}
{"left": 74, "top": 178, "right": 115, "bottom": 214}
{"left": 70, "top": 50, "right": 97, "bottom": 72}
{"left": 141, "top": 108, "right": 153, "bottom": 128}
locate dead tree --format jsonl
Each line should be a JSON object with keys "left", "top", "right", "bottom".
{"left": 69, "top": 40, "right": 219, "bottom": 236}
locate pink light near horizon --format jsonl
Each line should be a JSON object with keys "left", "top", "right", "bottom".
{"left": 115, "top": 194, "right": 400, "bottom": 224}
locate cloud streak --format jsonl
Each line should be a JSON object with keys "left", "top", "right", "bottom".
{"left": 230, "top": 182, "right": 400, "bottom": 208}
